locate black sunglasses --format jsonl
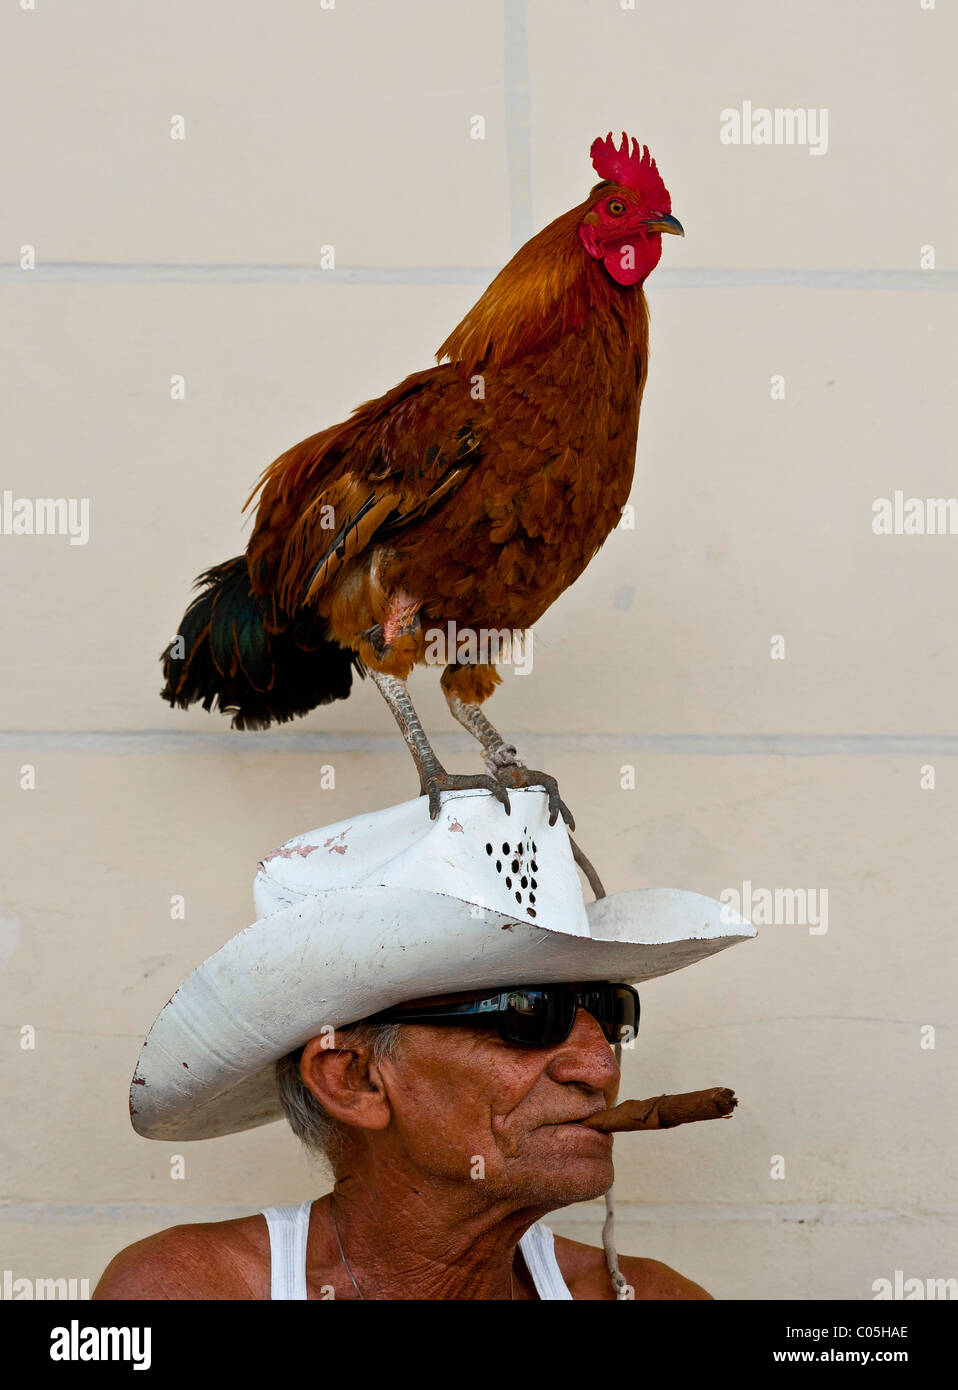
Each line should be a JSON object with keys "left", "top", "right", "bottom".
{"left": 365, "top": 982, "right": 640, "bottom": 1048}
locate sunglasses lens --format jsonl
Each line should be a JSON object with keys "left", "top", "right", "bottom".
{"left": 499, "top": 989, "right": 571, "bottom": 1046}
{"left": 574, "top": 984, "right": 639, "bottom": 1043}
{"left": 489, "top": 984, "right": 640, "bottom": 1047}
{"left": 612, "top": 985, "right": 640, "bottom": 1043}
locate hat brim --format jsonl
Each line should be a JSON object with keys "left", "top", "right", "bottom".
{"left": 130, "top": 884, "right": 754, "bottom": 1141}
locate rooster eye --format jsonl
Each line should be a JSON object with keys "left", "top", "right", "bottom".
{"left": 607, "top": 199, "right": 627, "bottom": 216}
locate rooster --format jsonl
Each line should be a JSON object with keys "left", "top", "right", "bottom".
{"left": 162, "top": 132, "right": 682, "bottom": 828}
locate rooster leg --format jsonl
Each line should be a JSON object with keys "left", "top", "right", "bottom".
{"left": 369, "top": 670, "right": 511, "bottom": 821}
{"left": 444, "top": 694, "right": 574, "bottom": 831}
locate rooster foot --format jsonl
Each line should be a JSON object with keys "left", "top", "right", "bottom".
{"left": 421, "top": 769, "right": 511, "bottom": 823}
{"left": 483, "top": 746, "right": 574, "bottom": 831}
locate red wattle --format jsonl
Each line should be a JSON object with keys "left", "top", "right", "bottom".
{"left": 602, "top": 236, "right": 663, "bottom": 286}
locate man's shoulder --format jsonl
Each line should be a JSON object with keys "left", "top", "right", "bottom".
{"left": 551, "top": 1232, "right": 713, "bottom": 1301}
{"left": 92, "top": 1214, "right": 269, "bottom": 1301}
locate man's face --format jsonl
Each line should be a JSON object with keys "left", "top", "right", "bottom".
{"left": 373, "top": 986, "right": 622, "bottom": 1208}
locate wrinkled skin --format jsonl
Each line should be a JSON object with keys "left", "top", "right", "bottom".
{"left": 304, "top": 1000, "right": 620, "bottom": 1299}
{"left": 93, "top": 998, "right": 712, "bottom": 1300}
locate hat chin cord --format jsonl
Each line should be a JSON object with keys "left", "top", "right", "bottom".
{"left": 601, "top": 1039, "right": 631, "bottom": 1300}
{"left": 568, "top": 840, "right": 630, "bottom": 1301}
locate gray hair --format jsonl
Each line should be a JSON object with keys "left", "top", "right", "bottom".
{"left": 275, "top": 1023, "right": 403, "bottom": 1161}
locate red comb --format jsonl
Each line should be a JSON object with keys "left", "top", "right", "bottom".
{"left": 590, "top": 131, "right": 670, "bottom": 210}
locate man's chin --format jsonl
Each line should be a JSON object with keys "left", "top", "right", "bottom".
{"left": 511, "top": 1161, "right": 614, "bottom": 1207}
{"left": 507, "top": 1128, "right": 616, "bottom": 1204}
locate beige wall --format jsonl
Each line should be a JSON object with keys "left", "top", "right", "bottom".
{"left": 1, "top": 0, "right": 955, "bottom": 1300}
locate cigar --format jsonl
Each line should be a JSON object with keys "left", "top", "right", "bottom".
{"left": 579, "top": 1087, "right": 738, "bottom": 1133}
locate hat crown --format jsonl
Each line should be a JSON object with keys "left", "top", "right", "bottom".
{"left": 254, "top": 788, "right": 589, "bottom": 936}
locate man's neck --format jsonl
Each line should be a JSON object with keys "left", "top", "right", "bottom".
{"left": 327, "top": 1165, "right": 553, "bottom": 1301}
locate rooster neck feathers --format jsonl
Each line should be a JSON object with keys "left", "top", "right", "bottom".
{"left": 435, "top": 194, "right": 648, "bottom": 378}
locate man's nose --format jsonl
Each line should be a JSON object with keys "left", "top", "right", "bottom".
{"left": 546, "top": 1007, "right": 621, "bottom": 1091}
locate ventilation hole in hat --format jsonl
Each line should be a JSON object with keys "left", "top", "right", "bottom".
{"left": 515, "top": 891, "right": 522, "bottom": 903}
{"left": 531, "top": 879, "right": 538, "bottom": 890}
{"left": 505, "top": 876, "right": 512, "bottom": 888}
{"left": 511, "top": 859, "right": 520, "bottom": 873}
{"left": 502, "top": 843, "right": 509, "bottom": 854}
{"left": 520, "top": 876, "right": 528, "bottom": 888}
{"left": 532, "top": 842, "right": 537, "bottom": 853}
{"left": 495, "top": 860, "right": 502, "bottom": 872}
{"left": 529, "top": 893, "right": 536, "bottom": 903}
{"left": 486, "top": 843, "right": 493, "bottom": 855}
{"left": 527, "top": 907, "right": 536, "bottom": 918}
{"left": 531, "top": 860, "right": 538, "bottom": 872}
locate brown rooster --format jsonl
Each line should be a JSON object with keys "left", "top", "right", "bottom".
{"left": 162, "top": 132, "right": 682, "bottom": 827}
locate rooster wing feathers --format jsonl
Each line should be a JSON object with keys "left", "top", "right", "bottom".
{"left": 247, "top": 366, "right": 484, "bottom": 621}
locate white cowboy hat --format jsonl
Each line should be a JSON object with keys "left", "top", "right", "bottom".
{"left": 130, "top": 788, "right": 755, "bottom": 1141}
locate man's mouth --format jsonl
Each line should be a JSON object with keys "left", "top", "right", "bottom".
{"left": 543, "top": 1109, "right": 609, "bottom": 1128}
{"left": 531, "top": 1114, "right": 615, "bottom": 1148}
{"left": 562, "top": 1122, "right": 614, "bottom": 1145}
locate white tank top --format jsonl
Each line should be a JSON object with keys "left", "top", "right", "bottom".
{"left": 261, "top": 1200, "right": 573, "bottom": 1300}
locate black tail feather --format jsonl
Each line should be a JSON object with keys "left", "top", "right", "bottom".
{"left": 160, "top": 557, "right": 362, "bottom": 729}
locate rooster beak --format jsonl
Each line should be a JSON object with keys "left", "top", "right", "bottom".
{"left": 643, "top": 214, "right": 684, "bottom": 237}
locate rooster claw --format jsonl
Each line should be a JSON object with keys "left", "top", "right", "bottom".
{"left": 421, "top": 770, "right": 512, "bottom": 822}
{"left": 489, "top": 765, "right": 575, "bottom": 831}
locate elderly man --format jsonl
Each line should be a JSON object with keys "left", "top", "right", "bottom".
{"left": 97, "top": 984, "right": 711, "bottom": 1300}
{"left": 96, "top": 791, "right": 753, "bottom": 1300}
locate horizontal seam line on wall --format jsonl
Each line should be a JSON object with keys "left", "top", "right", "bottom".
{"left": 0, "top": 732, "right": 956, "bottom": 755}
{"left": 552, "top": 1203, "right": 957, "bottom": 1227}
{"left": 0, "top": 1201, "right": 951, "bottom": 1225}
{"left": 0, "top": 266, "right": 954, "bottom": 290}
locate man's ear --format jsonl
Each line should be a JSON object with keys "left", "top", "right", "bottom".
{"left": 299, "top": 1032, "right": 392, "bottom": 1132}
